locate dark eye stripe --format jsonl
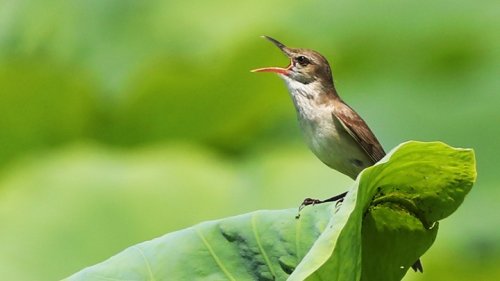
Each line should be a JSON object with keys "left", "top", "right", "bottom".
{"left": 296, "top": 56, "right": 310, "bottom": 66}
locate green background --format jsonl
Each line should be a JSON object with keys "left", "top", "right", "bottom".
{"left": 0, "top": 0, "right": 498, "bottom": 280}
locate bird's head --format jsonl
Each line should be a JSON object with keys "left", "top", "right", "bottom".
{"left": 252, "top": 36, "right": 333, "bottom": 86}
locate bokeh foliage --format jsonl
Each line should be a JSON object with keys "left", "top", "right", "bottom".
{"left": 0, "top": 0, "right": 498, "bottom": 280}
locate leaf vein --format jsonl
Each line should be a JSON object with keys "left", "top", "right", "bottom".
{"left": 295, "top": 215, "right": 302, "bottom": 259}
{"left": 133, "top": 246, "right": 156, "bottom": 281}
{"left": 252, "top": 213, "right": 276, "bottom": 279}
{"left": 194, "top": 227, "right": 236, "bottom": 281}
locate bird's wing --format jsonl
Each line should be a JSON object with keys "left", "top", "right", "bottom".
{"left": 332, "top": 101, "right": 386, "bottom": 163}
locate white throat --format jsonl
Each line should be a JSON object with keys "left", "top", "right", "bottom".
{"left": 280, "top": 75, "right": 329, "bottom": 119}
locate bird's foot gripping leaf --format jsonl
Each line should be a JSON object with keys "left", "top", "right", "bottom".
{"left": 296, "top": 192, "right": 347, "bottom": 219}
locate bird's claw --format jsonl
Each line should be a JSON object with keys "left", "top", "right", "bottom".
{"left": 296, "top": 198, "right": 322, "bottom": 219}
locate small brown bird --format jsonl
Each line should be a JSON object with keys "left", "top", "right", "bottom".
{"left": 252, "top": 36, "right": 422, "bottom": 272}
{"left": 252, "top": 36, "right": 384, "bottom": 184}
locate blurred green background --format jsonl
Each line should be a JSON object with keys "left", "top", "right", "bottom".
{"left": 0, "top": 0, "right": 498, "bottom": 280}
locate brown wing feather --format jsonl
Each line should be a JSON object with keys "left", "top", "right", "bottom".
{"left": 333, "top": 99, "right": 421, "bottom": 269}
{"left": 332, "top": 100, "right": 385, "bottom": 163}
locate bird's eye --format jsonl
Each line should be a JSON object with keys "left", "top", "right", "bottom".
{"left": 296, "top": 56, "right": 310, "bottom": 66}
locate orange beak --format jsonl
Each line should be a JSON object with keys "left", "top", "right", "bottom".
{"left": 251, "top": 64, "right": 291, "bottom": 75}
{"left": 251, "top": 36, "right": 293, "bottom": 75}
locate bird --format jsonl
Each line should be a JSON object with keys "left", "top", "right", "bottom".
{"left": 252, "top": 36, "right": 384, "bottom": 195}
{"left": 251, "top": 36, "right": 423, "bottom": 273}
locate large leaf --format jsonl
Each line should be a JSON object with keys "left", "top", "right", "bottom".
{"left": 290, "top": 141, "right": 476, "bottom": 280}
{"left": 65, "top": 141, "right": 476, "bottom": 281}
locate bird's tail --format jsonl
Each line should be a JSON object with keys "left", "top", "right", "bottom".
{"left": 411, "top": 259, "right": 423, "bottom": 273}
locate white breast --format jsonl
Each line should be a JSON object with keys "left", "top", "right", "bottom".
{"left": 281, "top": 77, "right": 371, "bottom": 179}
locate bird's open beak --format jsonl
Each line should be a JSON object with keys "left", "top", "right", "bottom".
{"left": 251, "top": 36, "right": 293, "bottom": 75}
